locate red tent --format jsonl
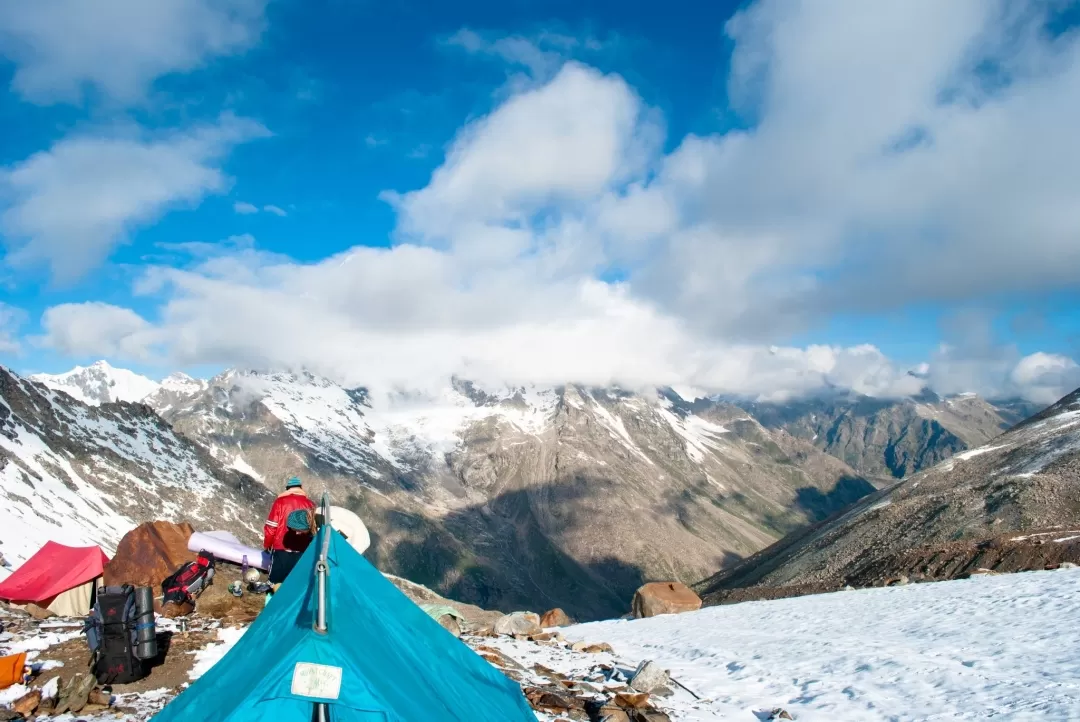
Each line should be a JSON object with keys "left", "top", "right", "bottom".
{"left": 0, "top": 542, "right": 109, "bottom": 613}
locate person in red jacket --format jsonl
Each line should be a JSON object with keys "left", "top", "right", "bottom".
{"left": 264, "top": 476, "right": 316, "bottom": 586}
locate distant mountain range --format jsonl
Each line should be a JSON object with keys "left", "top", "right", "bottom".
{"left": 697, "top": 385, "right": 1080, "bottom": 604}
{"left": 19, "top": 360, "right": 1053, "bottom": 618}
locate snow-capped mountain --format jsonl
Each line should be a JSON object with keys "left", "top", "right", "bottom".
{"left": 0, "top": 366, "right": 271, "bottom": 567}
{"left": 30, "top": 360, "right": 160, "bottom": 406}
{"left": 699, "top": 383, "right": 1080, "bottom": 600}
{"left": 148, "top": 368, "right": 875, "bottom": 619}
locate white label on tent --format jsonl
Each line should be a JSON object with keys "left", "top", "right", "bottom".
{"left": 291, "top": 662, "right": 342, "bottom": 700}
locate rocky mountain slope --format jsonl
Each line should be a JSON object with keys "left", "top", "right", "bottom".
{"left": 0, "top": 366, "right": 271, "bottom": 567}
{"left": 144, "top": 369, "right": 874, "bottom": 620}
{"left": 697, "top": 385, "right": 1080, "bottom": 603}
{"left": 736, "top": 390, "right": 1024, "bottom": 479}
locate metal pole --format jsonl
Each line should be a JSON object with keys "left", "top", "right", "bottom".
{"left": 315, "top": 494, "right": 332, "bottom": 721}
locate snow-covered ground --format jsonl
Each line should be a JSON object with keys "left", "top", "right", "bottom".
{"left": 555, "top": 567, "right": 1080, "bottom": 720}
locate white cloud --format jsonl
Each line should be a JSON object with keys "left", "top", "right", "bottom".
{"left": 0, "top": 303, "right": 26, "bottom": 355}
{"left": 0, "top": 114, "right": 269, "bottom": 282}
{"left": 233, "top": 201, "right": 259, "bottom": 215}
{"left": 263, "top": 204, "right": 287, "bottom": 217}
{"left": 0, "top": 0, "right": 267, "bottom": 104}
{"left": 38, "top": 302, "right": 159, "bottom": 359}
{"left": 32, "top": 0, "right": 1080, "bottom": 405}
{"left": 444, "top": 27, "right": 604, "bottom": 80}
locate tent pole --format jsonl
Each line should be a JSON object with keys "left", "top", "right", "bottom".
{"left": 314, "top": 494, "right": 332, "bottom": 721}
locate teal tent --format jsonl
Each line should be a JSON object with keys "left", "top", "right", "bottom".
{"left": 153, "top": 521, "right": 535, "bottom": 721}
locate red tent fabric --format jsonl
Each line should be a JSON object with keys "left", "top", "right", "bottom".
{"left": 0, "top": 542, "right": 109, "bottom": 604}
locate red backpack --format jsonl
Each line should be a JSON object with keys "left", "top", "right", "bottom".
{"left": 162, "top": 551, "right": 216, "bottom": 607}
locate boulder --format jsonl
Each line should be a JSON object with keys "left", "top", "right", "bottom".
{"left": 12, "top": 688, "right": 41, "bottom": 717}
{"left": 493, "top": 612, "right": 542, "bottom": 637}
{"left": 629, "top": 661, "right": 670, "bottom": 695}
{"left": 540, "top": 608, "right": 574, "bottom": 628}
{"left": 104, "top": 521, "right": 197, "bottom": 591}
{"left": 631, "top": 582, "right": 701, "bottom": 619}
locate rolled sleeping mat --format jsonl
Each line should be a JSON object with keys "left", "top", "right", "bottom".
{"left": 187, "top": 531, "right": 272, "bottom": 571}
{"left": 134, "top": 586, "right": 157, "bottom": 661}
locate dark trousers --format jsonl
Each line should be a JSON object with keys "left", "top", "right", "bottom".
{"left": 268, "top": 549, "right": 303, "bottom": 584}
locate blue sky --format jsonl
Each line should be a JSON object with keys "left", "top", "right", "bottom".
{"left": 0, "top": 0, "right": 1079, "bottom": 403}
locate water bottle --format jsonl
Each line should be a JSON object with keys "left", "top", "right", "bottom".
{"left": 133, "top": 586, "right": 158, "bottom": 660}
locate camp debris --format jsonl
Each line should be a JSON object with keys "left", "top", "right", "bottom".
{"left": 152, "top": 499, "right": 538, "bottom": 722}
{"left": 0, "top": 542, "right": 109, "bottom": 618}
{"left": 0, "top": 671, "right": 123, "bottom": 718}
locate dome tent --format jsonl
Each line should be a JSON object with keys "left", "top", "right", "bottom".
{"left": 152, "top": 505, "right": 534, "bottom": 721}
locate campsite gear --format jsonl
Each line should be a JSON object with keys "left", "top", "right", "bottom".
{"left": 0, "top": 652, "right": 27, "bottom": 690}
{"left": 229, "top": 581, "right": 244, "bottom": 597}
{"left": 286, "top": 476, "right": 303, "bottom": 489}
{"left": 152, "top": 496, "right": 537, "bottom": 722}
{"left": 326, "top": 506, "right": 371, "bottom": 554}
{"left": 263, "top": 487, "right": 316, "bottom": 553}
{"left": 243, "top": 568, "right": 262, "bottom": 584}
{"left": 267, "top": 550, "right": 303, "bottom": 584}
{"left": 0, "top": 542, "right": 108, "bottom": 617}
{"left": 162, "top": 551, "right": 216, "bottom": 609}
{"left": 188, "top": 532, "right": 271, "bottom": 571}
{"left": 286, "top": 508, "right": 313, "bottom": 532}
{"left": 133, "top": 586, "right": 157, "bottom": 661}
{"left": 85, "top": 585, "right": 153, "bottom": 684}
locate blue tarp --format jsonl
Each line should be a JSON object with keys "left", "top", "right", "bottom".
{"left": 152, "top": 526, "right": 535, "bottom": 721}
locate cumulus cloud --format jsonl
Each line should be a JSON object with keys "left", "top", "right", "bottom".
{"left": 444, "top": 27, "right": 605, "bottom": 80}
{"left": 0, "top": 114, "right": 269, "bottom": 282}
{"left": 0, "top": 0, "right": 267, "bottom": 104}
{"left": 38, "top": 302, "right": 160, "bottom": 359}
{"left": 32, "top": 0, "right": 1080, "bottom": 405}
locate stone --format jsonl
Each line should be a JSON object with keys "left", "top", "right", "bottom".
{"left": 769, "top": 709, "right": 794, "bottom": 720}
{"left": 631, "top": 582, "right": 701, "bottom": 619}
{"left": 629, "top": 660, "right": 671, "bottom": 695}
{"left": 88, "top": 688, "right": 112, "bottom": 707}
{"left": 104, "top": 521, "right": 197, "bottom": 602}
{"left": 23, "top": 603, "right": 55, "bottom": 620}
{"left": 12, "top": 688, "right": 41, "bottom": 716}
{"left": 884, "top": 575, "right": 909, "bottom": 587}
{"left": 613, "top": 692, "right": 650, "bottom": 709}
{"left": 541, "top": 608, "right": 574, "bottom": 628}
{"left": 584, "top": 643, "right": 614, "bottom": 654}
{"left": 437, "top": 614, "right": 462, "bottom": 638}
{"left": 494, "top": 612, "right": 542, "bottom": 637}
{"left": 1060, "top": 561, "right": 1078, "bottom": 569}
{"left": 571, "top": 641, "right": 588, "bottom": 652}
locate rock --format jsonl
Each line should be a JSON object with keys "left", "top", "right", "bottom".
{"left": 12, "top": 688, "right": 41, "bottom": 716}
{"left": 88, "top": 688, "right": 112, "bottom": 707}
{"left": 769, "top": 709, "right": 794, "bottom": 720}
{"left": 584, "top": 643, "right": 614, "bottom": 654}
{"left": 613, "top": 692, "right": 650, "bottom": 709}
{"left": 631, "top": 582, "right": 701, "bottom": 619}
{"left": 0, "top": 709, "right": 21, "bottom": 721}
{"left": 541, "top": 608, "right": 574, "bottom": 628}
{"left": 629, "top": 660, "right": 671, "bottom": 694}
{"left": 104, "top": 521, "right": 197, "bottom": 597}
{"left": 437, "top": 614, "right": 462, "bottom": 638}
{"left": 571, "top": 641, "right": 588, "bottom": 652}
{"left": 494, "top": 612, "right": 542, "bottom": 637}
{"left": 884, "top": 575, "right": 909, "bottom": 587}
{"left": 162, "top": 599, "right": 195, "bottom": 618}
{"left": 1060, "top": 561, "right": 1078, "bottom": 569}
{"left": 23, "top": 603, "right": 55, "bottom": 620}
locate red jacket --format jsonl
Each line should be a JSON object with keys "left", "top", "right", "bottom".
{"left": 263, "top": 488, "right": 316, "bottom": 552}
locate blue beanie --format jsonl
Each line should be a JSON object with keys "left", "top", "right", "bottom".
{"left": 286, "top": 476, "right": 302, "bottom": 489}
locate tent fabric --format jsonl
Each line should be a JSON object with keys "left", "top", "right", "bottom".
{"left": 44, "top": 577, "right": 100, "bottom": 617}
{"left": 0, "top": 542, "right": 108, "bottom": 606}
{"left": 153, "top": 527, "right": 536, "bottom": 722}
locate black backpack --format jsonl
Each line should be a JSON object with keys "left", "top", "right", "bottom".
{"left": 84, "top": 585, "right": 148, "bottom": 685}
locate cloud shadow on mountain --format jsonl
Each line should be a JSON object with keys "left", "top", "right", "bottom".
{"left": 794, "top": 475, "right": 876, "bottom": 522}
{"left": 348, "top": 478, "right": 648, "bottom": 622}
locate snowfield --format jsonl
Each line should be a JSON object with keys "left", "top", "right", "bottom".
{"left": 555, "top": 567, "right": 1080, "bottom": 720}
